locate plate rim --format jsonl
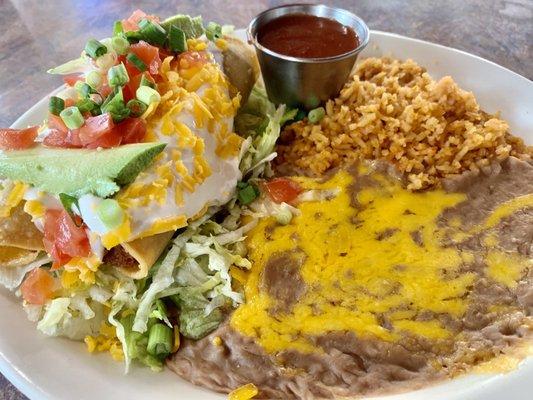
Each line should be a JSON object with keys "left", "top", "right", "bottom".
{"left": 2, "top": 29, "right": 532, "bottom": 400}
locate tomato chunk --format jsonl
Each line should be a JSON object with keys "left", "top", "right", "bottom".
{"left": 63, "top": 74, "right": 84, "bottom": 87}
{"left": 177, "top": 51, "right": 210, "bottom": 69}
{"left": 0, "top": 126, "right": 38, "bottom": 150}
{"left": 78, "top": 113, "right": 115, "bottom": 146}
{"left": 47, "top": 114, "right": 67, "bottom": 133}
{"left": 43, "top": 209, "right": 90, "bottom": 269}
{"left": 21, "top": 268, "right": 56, "bottom": 305}
{"left": 119, "top": 117, "right": 147, "bottom": 144}
{"left": 122, "top": 9, "right": 160, "bottom": 32}
{"left": 130, "top": 41, "right": 161, "bottom": 75}
{"left": 264, "top": 177, "right": 303, "bottom": 204}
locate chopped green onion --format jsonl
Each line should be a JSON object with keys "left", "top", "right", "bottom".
{"left": 168, "top": 26, "right": 187, "bottom": 53}
{"left": 275, "top": 206, "right": 293, "bottom": 225}
{"left": 96, "top": 199, "right": 125, "bottom": 229}
{"left": 147, "top": 323, "right": 173, "bottom": 358}
{"left": 76, "top": 98, "right": 97, "bottom": 113}
{"left": 101, "top": 88, "right": 130, "bottom": 123}
{"left": 48, "top": 96, "right": 65, "bottom": 116}
{"left": 95, "top": 53, "right": 116, "bottom": 71}
{"left": 136, "top": 85, "right": 161, "bottom": 105}
{"left": 139, "top": 19, "right": 167, "bottom": 47}
{"left": 140, "top": 74, "right": 156, "bottom": 89}
{"left": 111, "top": 35, "right": 130, "bottom": 55}
{"left": 60, "top": 106, "right": 85, "bottom": 129}
{"left": 113, "top": 20, "right": 124, "bottom": 36}
{"left": 126, "top": 99, "right": 148, "bottom": 117}
{"left": 75, "top": 81, "right": 94, "bottom": 98}
{"left": 126, "top": 53, "right": 147, "bottom": 72}
{"left": 294, "top": 109, "right": 307, "bottom": 122}
{"left": 107, "top": 62, "right": 129, "bottom": 87}
{"left": 58, "top": 193, "right": 78, "bottom": 217}
{"left": 308, "top": 107, "right": 325, "bottom": 124}
{"left": 124, "top": 30, "right": 142, "bottom": 43}
{"left": 237, "top": 182, "right": 259, "bottom": 205}
{"left": 85, "top": 71, "right": 102, "bottom": 89}
{"left": 89, "top": 93, "right": 103, "bottom": 105}
{"left": 205, "top": 22, "right": 222, "bottom": 41}
{"left": 84, "top": 38, "right": 108, "bottom": 59}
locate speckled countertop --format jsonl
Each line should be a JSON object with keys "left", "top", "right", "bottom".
{"left": 0, "top": 0, "right": 531, "bottom": 398}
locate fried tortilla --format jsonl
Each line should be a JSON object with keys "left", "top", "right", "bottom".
{"left": 0, "top": 204, "right": 43, "bottom": 268}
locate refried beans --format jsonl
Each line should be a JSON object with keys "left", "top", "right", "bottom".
{"left": 168, "top": 158, "right": 533, "bottom": 399}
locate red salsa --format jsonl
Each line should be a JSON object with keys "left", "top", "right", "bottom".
{"left": 257, "top": 14, "right": 359, "bottom": 58}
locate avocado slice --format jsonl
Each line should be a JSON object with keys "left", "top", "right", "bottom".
{"left": 160, "top": 15, "right": 204, "bottom": 39}
{"left": 0, "top": 143, "right": 165, "bottom": 198}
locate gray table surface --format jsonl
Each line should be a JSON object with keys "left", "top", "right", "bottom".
{"left": 0, "top": 0, "right": 531, "bottom": 398}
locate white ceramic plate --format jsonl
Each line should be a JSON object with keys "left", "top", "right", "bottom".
{"left": 2, "top": 29, "right": 532, "bottom": 400}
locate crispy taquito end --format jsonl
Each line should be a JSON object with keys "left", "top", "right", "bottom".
{"left": 222, "top": 36, "right": 260, "bottom": 104}
{"left": 105, "top": 231, "right": 174, "bottom": 279}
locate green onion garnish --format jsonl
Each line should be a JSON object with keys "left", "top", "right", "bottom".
{"left": 101, "top": 89, "right": 130, "bottom": 123}
{"left": 126, "top": 53, "right": 147, "bottom": 72}
{"left": 89, "top": 93, "right": 103, "bottom": 105}
{"left": 107, "top": 62, "right": 129, "bottom": 87}
{"left": 147, "top": 323, "right": 173, "bottom": 358}
{"left": 138, "top": 19, "right": 167, "bottom": 47}
{"left": 294, "top": 109, "right": 307, "bottom": 122}
{"left": 75, "top": 81, "right": 94, "bottom": 98}
{"left": 308, "top": 107, "right": 325, "bottom": 124}
{"left": 140, "top": 74, "right": 156, "bottom": 89}
{"left": 126, "top": 99, "right": 148, "bottom": 117}
{"left": 48, "top": 96, "right": 65, "bottom": 116}
{"left": 58, "top": 193, "right": 79, "bottom": 222}
{"left": 76, "top": 98, "right": 97, "bottom": 114}
{"left": 136, "top": 85, "right": 161, "bottom": 105}
{"left": 111, "top": 35, "right": 130, "bottom": 55}
{"left": 113, "top": 20, "right": 124, "bottom": 36}
{"left": 237, "top": 182, "right": 259, "bottom": 205}
{"left": 96, "top": 199, "right": 125, "bottom": 229}
{"left": 205, "top": 22, "right": 222, "bottom": 42}
{"left": 168, "top": 26, "right": 187, "bottom": 53}
{"left": 84, "top": 38, "right": 108, "bottom": 59}
{"left": 124, "top": 30, "right": 142, "bottom": 44}
{"left": 85, "top": 71, "right": 102, "bottom": 89}
{"left": 60, "top": 106, "right": 85, "bottom": 129}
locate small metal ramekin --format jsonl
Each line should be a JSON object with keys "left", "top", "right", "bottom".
{"left": 247, "top": 4, "right": 370, "bottom": 109}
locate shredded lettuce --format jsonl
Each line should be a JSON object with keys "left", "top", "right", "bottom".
{"left": 36, "top": 297, "right": 103, "bottom": 340}
{"left": 236, "top": 85, "right": 288, "bottom": 179}
{"left": 47, "top": 55, "right": 94, "bottom": 75}
{"left": 0, "top": 255, "right": 51, "bottom": 290}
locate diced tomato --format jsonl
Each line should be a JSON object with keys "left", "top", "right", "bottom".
{"left": 0, "top": 126, "right": 38, "bottom": 150}
{"left": 47, "top": 114, "right": 67, "bottom": 132}
{"left": 78, "top": 113, "right": 115, "bottom": 146}
{"left": 130, "top": 41, "right": 161, "bottom": 75}
{"left": 85, "top": 127, "right": 122, "bottom": 149}
{"left": 63, "top": 74, "right": 84, "bottom": 87}
{"left": 264, "top": 177, "right": 303, "bottom": 204}
{"left": 122, "top": 9, "right": 160, "bottom": 32}
{"left": 43, "top": 114, "right": 82, "bottom": 148}
{"left": 119, "top": 117, "right": 147, "bottom": 144}
{"left": 100, "top": 83, "right": 113, "bottom": 98}
{"left": 21, "top": 268, "right": 56, "bottom": 305}
{"left": 43, "top": 209, "right": 90, "bottom": 269}
{"left": 177, "top": 51, "right": 210, "bottom": 69}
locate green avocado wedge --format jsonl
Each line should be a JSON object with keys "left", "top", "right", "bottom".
{"left": 0, "top": 143, "right": 166, "bottom": 198}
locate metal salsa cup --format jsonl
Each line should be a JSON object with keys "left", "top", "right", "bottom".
{"left": 247, "top": 4, "right": 370, "bottom": 109}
